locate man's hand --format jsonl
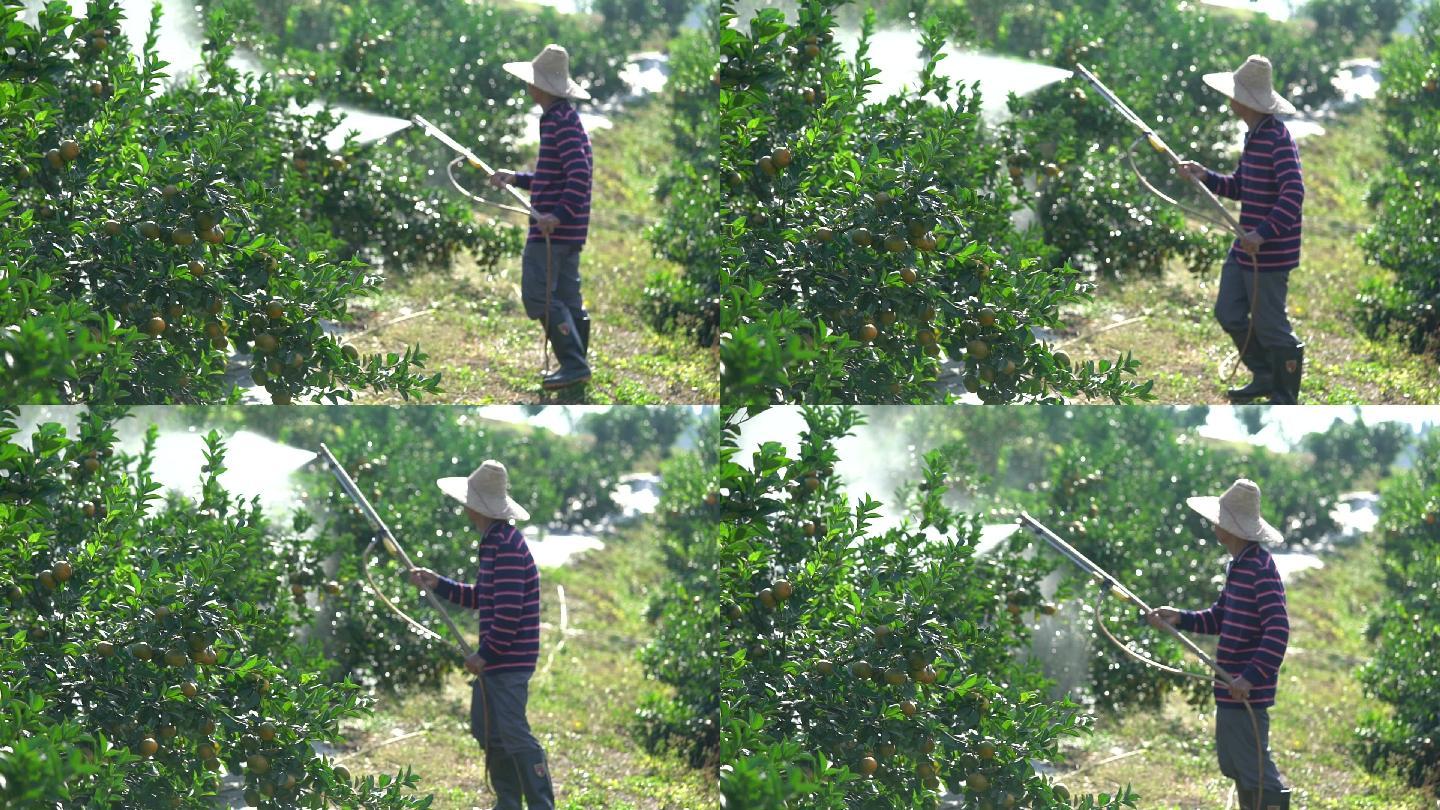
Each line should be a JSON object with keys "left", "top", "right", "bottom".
{"left": 488, "top": 169, "right": 515, "bottom": 190}
{"left": 1146, "top": 606, "right": 1182, "bottom": 630}
{"left": 1238, "top": 230, "right": 1264, "bottom": 255}
{"left": 535, "top": 212, "right": 560, "bottom": 236}
{"left": 408, "top": 567, "right": 439, "bottom": 590}
{"left": 1177, "top": 161, "right": 1208, "bottom": 181}
{"left": 464, "top": 652, "right": 484, "bottom": 676}
{"left": 1228, "top": 675, "right": 1253, "bottom": 701}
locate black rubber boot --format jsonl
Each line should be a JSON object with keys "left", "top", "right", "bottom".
{"left": 541, "top": 314, "right": 590, "bottom": 391}
{"left": 1268, "top": 344, "right": 1304, "bottom": 405}
{"left": 574, "top": 311, "right": 590, "bottom": 359}
{"left": 485, "top": 750, "right": 524, "bottom": 810}
{"left": 512, "top": 750, "right": 556, "bottom": 810}
{"left": 1226, "top": 329, "right": 1272, "bottom": 403}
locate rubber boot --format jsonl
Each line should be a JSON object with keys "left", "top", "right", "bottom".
{"left": 1268, "top": 344, "right": 1304, "bottom": 405}
{"left": 512, "top": 750, "right": 556, "bottom": 810}
{"left": 1225, "top": 329, "right": 1272, "bottom": 403}
{"left": 485, "top": 749, "right": 524, "bottom": 810}
{"left": 574, "top": 311, "right": 590, "bottom": 359}
{"left": 1237, "top": 787, "right": 1259, "bottom": 810}
{"left": 541, "top": 314, "right": 590, "bottom": 391}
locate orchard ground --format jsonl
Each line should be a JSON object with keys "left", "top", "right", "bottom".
{"left": 1053, "top": 540, "right": 1432, "bottom": 809}
{"left": 322, "top": 522, "right": 715, "bottom": 810}
{"left": 343, "top": 99, "right": 719, "bottom": 405}
{"left": 1056, "top": 106, "right": 1440, "bottom": 405}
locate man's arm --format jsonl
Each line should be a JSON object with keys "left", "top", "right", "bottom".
{"left": 477, "top": 544, "right": 530, "bottom": 663}
{"left": 551, "top": 123, "right": 590, "bottom": 225}
{"left": 1255, "top": 137, "right": 1304, "bottom": 241}
{"left": 1201, "top": 164, "right": 1243, "bottom": 201}
{"left": 433, "top": 576, "right": 479, "bottom": 609}
{"left": 1238, "top": 568, "right": 1289, "bottom": 687}
{"left": 1177, "top": 594, "right": 1226, "bottom": 635}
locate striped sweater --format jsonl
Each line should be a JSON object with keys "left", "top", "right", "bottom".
{"left": 514, "top": 99, "right": 592, "bottom": 246}
{"left": 1179, "top": 543, "right": 1290, "bottom": 708}
{"left": 434, "top": 522, "right": 542, "bottom": 673}
{"left": 1201, "top": 115, "right": 1305, "bottom": 272}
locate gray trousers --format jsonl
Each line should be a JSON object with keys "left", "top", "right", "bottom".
{"left": 1214, "top": 257, "right": 1301, "bottom": 350}
{"left": 1217, "top": 706, "right": 1285, "bottom": 791}
{"left": 470, "top": 670, "right": 544, "bottom": 757}
{"left": 521, "top": 240, "right": 585, "bottom": 326}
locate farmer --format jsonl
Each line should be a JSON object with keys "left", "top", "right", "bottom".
{"left": 489, "top": 44, "right": 594, "bottom": 391}
{"left": 409, "top": 460, "right": 554, "bottom": 810}
{"left": 1147, "top": 478, "right": 1291, "bottom": 810}
{"left": 1178, "top": 55, "right": 1306, "bottom": 405}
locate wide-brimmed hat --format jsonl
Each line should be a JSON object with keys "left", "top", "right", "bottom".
{"left": 1186, "top": 478, "right": 1283, "bottom": 544}
{"left": 503, "top": 44, "right": 591, "bottom": 101}
{"left": 436, "top": 460, "right": 529, "bottom": 521}
{"left": 1203, "top": 55, "right": 1296, "bottom": 116}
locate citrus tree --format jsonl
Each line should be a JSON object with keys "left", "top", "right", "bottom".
{"left": 1355, "top": 0, "right": 1440, "bottom": 353}
{"left": 1357, "top": 431, "right": 1440, "bottom": 796}
{"left": 0, "top": 408, "right": 430, "bottom": 808}
{"left": 719, "top": 406, "right": 1136, "bottom": 809}
{"left": 2, "top": 0, "right": 475, "bottom": 404}
{"left": 712, "top": 2, "right": 1152, "bottom": 404}
{"left": 636, "top": 413, "right": 722, "bottom": 767}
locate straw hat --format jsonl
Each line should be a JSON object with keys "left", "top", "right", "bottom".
{"left": 1203, "top": 55, "right": 1296, "bottom": 116}
{"left": 437, "top": 460, "right": 530, "bottom": 521}
{"left": 1186, "top": 478, "right": 1283, "bottom": 545}
{"left": 504, "top": 44, "right": 591, "bottom": 101}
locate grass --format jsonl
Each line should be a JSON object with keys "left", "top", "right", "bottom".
{"left": 1053, "top": 540, "right": 1433, "bottom": 809}
{"left": 1056, "top": 105, "right": 1440, "bottom": 404}
{"left": 348, "top": 98, "right": 719, "bottom": 405}
{"left": 330, "top": 520, "right": 716, "bottom": 809}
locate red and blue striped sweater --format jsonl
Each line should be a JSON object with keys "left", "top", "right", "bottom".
{"left": 514, "top": 99, "right": 592, "bottom": 246}
{"left": 1179, "top": 543, "right": 1290, "bottom": 708}
{"left": 1201, "top": 115, "right": 1305, "bottom": 272}
{"left": 435, "top": 522, "right": 542, "bottom": 673}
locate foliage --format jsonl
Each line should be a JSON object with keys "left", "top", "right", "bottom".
{"left": 712, "top": 3, "right": 1152, "bottom": 404}
{"left": 646, "top": 26, "right": 724, "bottom": 345}
{"left": 1357, "top": 430, "right": 1440, "bottom": 796}
{"left": 995, "top": 0, "right": 1352, "bottom": 277}
{"left": 1355, "top": 1, "right": 1440, "bottom": 353}
{"left": 0, "top": 408, "right": 429, "bottom": 808}
{"left": 636, "top": 413, "right": 722, "bottom": 767}
{"left": 1, "top": 0, "right": 461, "bottom": 404}
{"left": 718, "top": 406, "right": 1136, "bottom": 809}
{"left": 576, "top": 405, "right": 697, "bottom": 469}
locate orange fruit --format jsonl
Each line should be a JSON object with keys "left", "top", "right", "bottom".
{"left": 758, "top": 588, "right": 776, "bottom": 609}
{"left": 254, "top": 333, "right": 278, "bottom": 353}
{"left": 968, "top": 340, "right": 991, "bottom": 360}
{"left": 103, "top": 219, "right": 121, "bottom": 236}
{"left": 201, "top": 225, "right": 225, "bottom": 244}
{"left": 848, "top": 228, "right": 872, "bottom": 247}
{"left": 899, "top": 267, "right": 917, "bottom": 284}
{"left": 53, "top": 561, "right": 72, "bottom": 582}
{"left": 758, "top": 156, "right": 776, "bottom": 177}
{"left": 171, "top": 228, "right": 195, "bottom": 246}
{"left": 858, "top": 324, "right": 878, "bottom": 343}
{"left": 884, "top": 235, "right": 909, "bottom": 253}
{"left": 771, "top": 147, "right": 792, "bottom": 168}
{"left": 813, "top": 227, "right": 834, "bottom": 244}
{"left": 772, "top": 580, "right": 793, "bottom": 600}
{"left": 137, "top": 738, "right": 159, "bottom": 757}
{"left": 900, "top": 700, "right": 918, "bottom": 717}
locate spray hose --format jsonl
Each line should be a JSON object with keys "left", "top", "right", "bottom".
{"left": 1018, "top": 514, "right": 1266, "bottom": 810}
